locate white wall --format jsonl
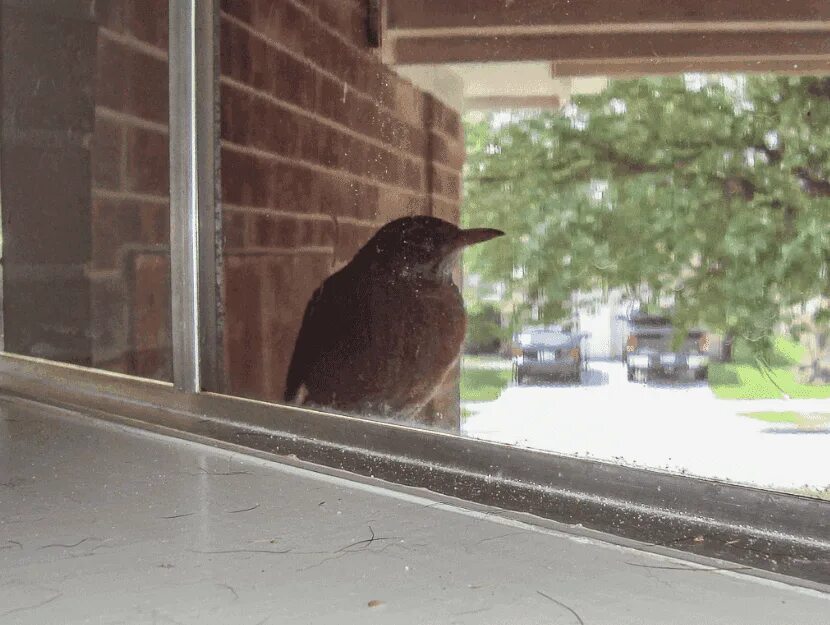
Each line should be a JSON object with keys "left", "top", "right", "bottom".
{"left": 575, "top": 290, "right": 629, "bottom": 360}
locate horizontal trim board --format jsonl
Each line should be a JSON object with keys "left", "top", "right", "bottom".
{"left": 550, "top": 57, "right": 830, "bottom": 77}
{"left": 0, "top": 353, "right": 827, "bottom": 586}
{"left": 393, "top": 31, "right": 830, "bottom": 64}
{"left": 390, "top": 21, "right": 830, "bottom": 38}
{"left": 387, "top": 0, "right": 830, "bottom": 29}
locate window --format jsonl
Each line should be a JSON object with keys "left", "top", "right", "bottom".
{"left": 1, "top": 0, "right": 173, "bottom": 380}
{"left": 1, "top": 0, "right": 827, "bottom": 586}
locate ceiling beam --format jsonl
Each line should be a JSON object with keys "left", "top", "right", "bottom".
{"left": 550, "top": 58, "right": 830, "bottom": 77}
{"left": 392, "top": 31, "right": 830, "bottom": 65}
{"left": 385, "top": 0, "right": 830, "bottom": 70}
{"left": 387, "top": 0, "right": 830, "bottom": 30}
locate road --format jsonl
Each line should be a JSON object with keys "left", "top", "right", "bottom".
{"left": 462, "top": 361, "right": 830, "bottom": 491}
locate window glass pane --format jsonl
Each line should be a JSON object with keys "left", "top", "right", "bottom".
{"left": 0, "top": 0, "right": 172, "bottom": 381}
{"left": 218, "top": 1, "right": 829, "bottom": 498}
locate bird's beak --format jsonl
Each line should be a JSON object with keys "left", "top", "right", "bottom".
{"left": 454, "top": 228, "right": 505, "bottom": 248}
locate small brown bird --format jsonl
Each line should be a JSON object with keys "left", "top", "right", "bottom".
{"left": 284, "top": 216, "right": 504, "bottom": 419}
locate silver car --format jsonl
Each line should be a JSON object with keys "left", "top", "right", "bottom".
{"left": 512, "top": 326, "right": 585, "bottom": 385}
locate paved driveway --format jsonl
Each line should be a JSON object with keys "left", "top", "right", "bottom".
{"left": 462, "top": 361, "right": 830, "bottom": 491}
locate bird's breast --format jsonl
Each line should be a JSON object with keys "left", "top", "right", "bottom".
{"left": 360, "top": 279, "right": 466, "bottom": 414}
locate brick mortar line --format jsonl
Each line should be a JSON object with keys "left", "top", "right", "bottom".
{"left": 429, "top": 125, "right": 466, "bottom": 145}
{"left": 99, "top": 26, "right": 168, "bottom": 62}
{"left": 432, "top": 160, "right": 464, "bottom": 177}
{"left": 226, "top": 204, "right": 379, "bottom": 228}
{"left": 221, "top": 76, "right": 432, "bottom": 172}
{"left": 96, "top": 106, "right": 169, "bottom": 135}
{"left": 92, "top": 188, "right": 170, "bottom": 205}
{"left": 330, "top": 215, "right": 379, "bottom": 227}
{"left": 221, "top": 13, "right": 433, "bottom": 131}
{"left": 426, "top": 123, "right": 466, "bottom": 145}
{"left": 224, "top": 205, "right": 334, "bottom": 221}
{"left": 225, "top": 246, "right": 335, "bottom": 256}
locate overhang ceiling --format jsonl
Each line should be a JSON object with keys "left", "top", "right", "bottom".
{"left": 385, "top": 0, "right": 830, "bottom": 111}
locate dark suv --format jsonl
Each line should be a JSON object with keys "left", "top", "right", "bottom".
{"left": 625, "top": 315, "right": 709, "bottom": 382}
{"left": 512, "top": 325, "right": 584, "bottom": 385}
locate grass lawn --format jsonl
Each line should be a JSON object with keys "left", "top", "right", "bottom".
{"left": 786, "top": 487, "right": 830, "bottom": 501}
{"left": 741, "top": 411, "right": 830, "bottom": 426}
{"left": 709, "top": 337, "right": 830, "bottom": 399}
{"left": 460, "top": 356, "right": 512, "bottom": 402}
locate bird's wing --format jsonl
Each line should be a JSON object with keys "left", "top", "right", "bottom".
{"left": 284, "top": 283, "right": 327, "bottom": 403}
{"left": 284, "top": 270, "right": 361, "bottom": 403}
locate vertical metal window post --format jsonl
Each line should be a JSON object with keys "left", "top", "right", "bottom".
{"left": 169, "top": 0, "right": 219, "bottom": 392}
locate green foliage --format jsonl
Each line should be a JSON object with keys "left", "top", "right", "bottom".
{"left": 463, "top": 75, "right": 830, "bottom": 350}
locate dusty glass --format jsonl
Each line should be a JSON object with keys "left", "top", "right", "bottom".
{"left": 0, "top": 0, "right": 173, "bottom": 381}
{"left": 216, "top": 1, "right": 830, "bottom": 498}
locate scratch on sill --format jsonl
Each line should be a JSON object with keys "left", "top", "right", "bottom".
{"left": 0, "top": 593, "right": 63, "bottom": 618}
{"left": 537, "top": 590, "right": 585, "bottom": 625}
{"left": 38, "top": 537, "right": 94, "bottom": 550}
{"left": 474, "top": 531, "right": 525, "bottom": 545}
{"left": 217, "top": 582, "right": 239, "bottom": 600}
{"left": 188, "top": 548, "right": 292, "bottom": 556}
{"left": 227, "top": 504, "right": 260, "bottom": 514}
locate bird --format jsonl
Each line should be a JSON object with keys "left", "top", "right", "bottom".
{"left": 284, "top": 216, "right": 504, "bottom": 420}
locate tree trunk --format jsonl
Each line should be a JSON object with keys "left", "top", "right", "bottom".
{"left": 721, "top": 333, "right": 735, "bottom": 362}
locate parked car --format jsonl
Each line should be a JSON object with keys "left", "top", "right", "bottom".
{"left": 512, "top": 325, "right": 584, "bottom": 385}
{"left": 625, "top": 314, "right": 709, "bottom": 382}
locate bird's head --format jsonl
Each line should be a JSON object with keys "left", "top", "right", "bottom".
{"left": 359, "top": 216, "right": 504, "bottom": 281}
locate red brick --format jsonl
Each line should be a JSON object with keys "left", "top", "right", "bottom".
{"left": 433, "top": 197, "right": 461, "bottom": 224}
{"left": 431, "top": 166, "right": 461, "bottom": 201}
{"left": 224, "top": 257, "right": 265, "bottom": 397}
{"left": 221, "top": 0, "right": 253, "bottom": 23}
{"left": 96, "top": 37, "right": 168, "bottom": 125}
{"left": 125, "top": 0, "right": 169, "bottom": 49}
{"left": 98, "top": 0, "right": 169, "bottom": 49}
{"left": 91, "top": 115, "right": 124, "bottom": 190}
{"left": 335, "top": 221, "right": 374, "bottom": 262}
{"left": 130, "top": 253, "right": 173, "bottom": 380}
{"left": 139, "top": 203, "right": 169, "bottom": 245}
{"left": 428, "top": 96, "right": 462, "bottom": 139}
{"left": 220, "top": 18, "right": 252, "bottom": 83}
{"left": 271, "top": 163, "right": 317, "bottom": 213}
{"left": 124, "top": 127, "right": 169, "bottom": 196}
{"left": 220, "top": 82, "right": 251, "bottom": 145}
{"left": 221, "top": 148, "right": 270, "bottom": 207}
{"left": 223, "top": 211, "right": 247, "bottom": 248}
{"left": 317, "top": 0, "right": 365, "bottom": 46}
{"left": 92, "top": 199, "right": 168, "bottom": 269}
{"left": 429, "top": 131, "right": 466, "bottom": 170}
{"left": 261, "top": 252, "right": 333, "bottom": 400}
{"left": 255, "top": 0, "right": 313, "bottom": 58}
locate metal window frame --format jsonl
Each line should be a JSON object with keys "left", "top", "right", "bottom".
{"left": 169, "top": 0, "right": 220, "bottom": 392}
{"left": 0, "top": 0, "right": 828, "bottom": 591}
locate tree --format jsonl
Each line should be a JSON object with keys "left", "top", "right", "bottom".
{"left": 462, "top": 75, "right": 830, "bottom": 362}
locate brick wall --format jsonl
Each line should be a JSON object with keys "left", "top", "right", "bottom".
{"left": 89, "top": 0, "right": 172, "bottom": 380}
{"left": 219, "top": 0, "right": 466, "bottom": 427}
